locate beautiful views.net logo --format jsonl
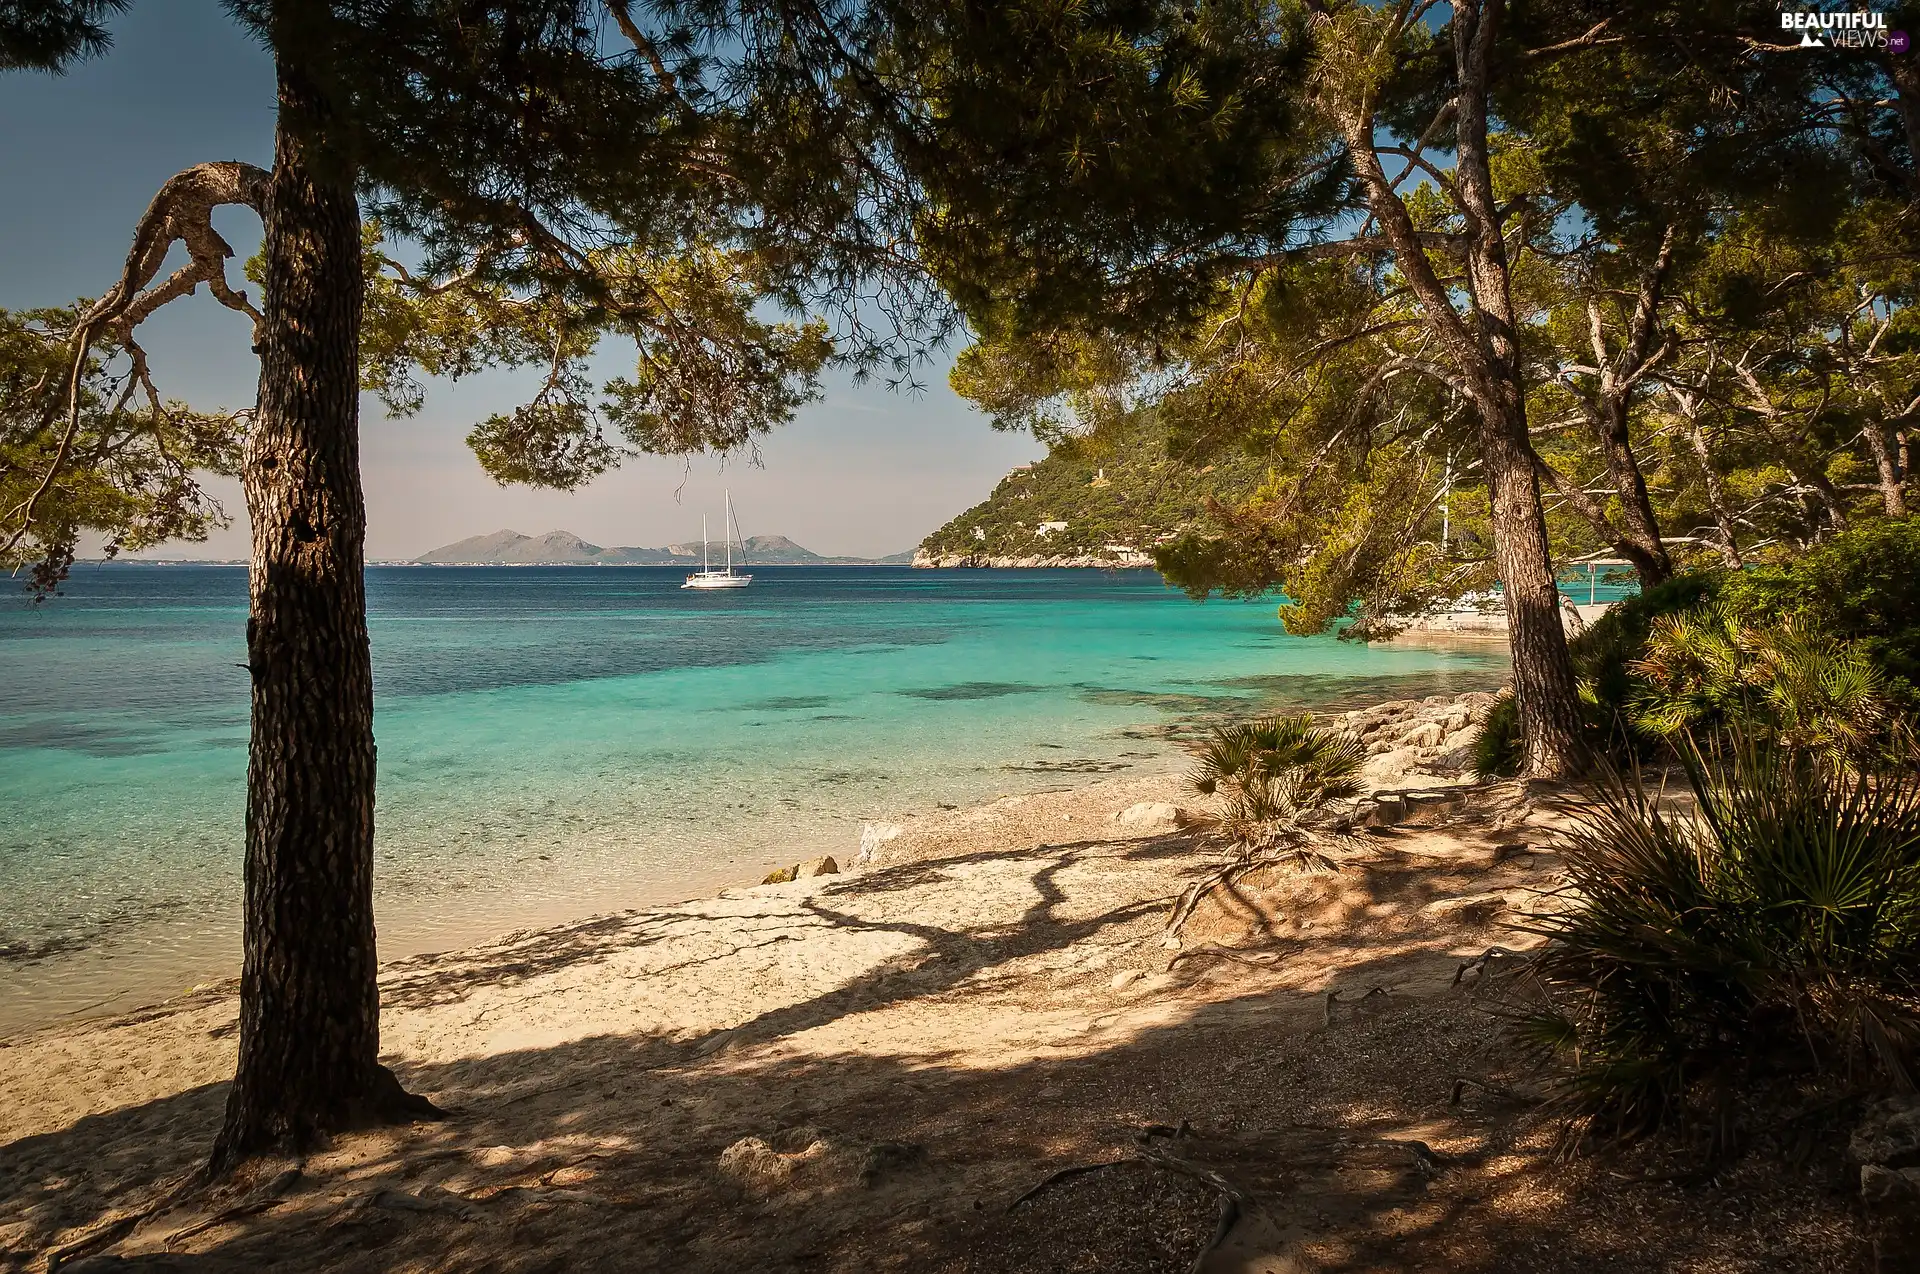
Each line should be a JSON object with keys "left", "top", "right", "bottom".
{"left": 1780, "top": 10, "right": 1908, "bottom": 51}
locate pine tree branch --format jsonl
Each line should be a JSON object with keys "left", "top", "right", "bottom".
{"left": 1521, "top": 19, "right": 1624, "bottom": 62}
{"left": 3, "top": 162, "right": 267, "bottom": 562}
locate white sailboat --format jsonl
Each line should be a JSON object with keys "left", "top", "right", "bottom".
{"left": 681, "top": 490, "right": 753, "bottom": 589}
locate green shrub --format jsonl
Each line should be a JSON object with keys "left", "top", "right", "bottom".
{"left": 1470, "top": 574, "right": 1720, "bottom": 778}
{"left": 1569, "top": 571, "right": 1722, "bottom": 758}
{"left": 1471, "top": 526, "right": 1920, "bottom": 774}
{"left": 1472, "top": 695, "right": 1523, "bottom": 779}
{"left": 1169, "top": 713, "right": 1365, "bottom": 935}
{"left": 1721, "top": 518, "right": 1920, "bottom": 699}
{"left": 1629, "top": 606, "right": 1904, "bottom": 769}
{"left": 1188, "top": 713, "right": 1363, "bottom": 847}
{"left": 1524, "top": 743, "right": 1920, "bottom": 1135}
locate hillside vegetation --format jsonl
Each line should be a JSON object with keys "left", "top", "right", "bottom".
{"left": 919, "top": 419, "right": 1267, "bottom": 563}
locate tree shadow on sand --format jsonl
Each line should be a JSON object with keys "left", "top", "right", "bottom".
{"left": 1, "top": 829, "right": 1877, "bottom": 1274}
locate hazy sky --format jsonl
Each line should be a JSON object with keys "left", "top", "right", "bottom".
{"left": 0, "top": 3, "right": 1042, "bottom": 560}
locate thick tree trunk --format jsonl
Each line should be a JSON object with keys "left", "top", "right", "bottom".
{"left": 1482, "top": 392, "right": 1588, "bottom": 776}
{"left": 210, "top": 58, "right": 435, "bottom": 1173}
{"left": 1340, "top": 0, "right": 1586, "bottom": 776}
{"left": 1450, "top": 0, "right": 1585, "bottom": 777}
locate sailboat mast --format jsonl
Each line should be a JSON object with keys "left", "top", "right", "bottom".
{"left": 725, "top": 490, "right": 732, "bottom": 574}
{"left": 702, "top": 514, "right": 709, "bottom": 573}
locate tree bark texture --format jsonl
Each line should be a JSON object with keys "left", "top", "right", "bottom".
{"left": 1862, "top": 421, "right": 1908, "bottom": 518}
{"left": 1582, "top": 238, "right": 1677, "bottom": 587}
{"left": 1481, "top": 397, "right": 1588, "bottom": 775}
{"left": 1449, "top": 0, "right": 1586, "bottom": 776}
{"left": 211, "top": 57, "right": 432, "bottom": 1172}
{"left": 1339, "top": 0, "right": 1585, "bottom": 776}
{"left": 1591, "top": 393, "right": 1672, "bottom": 585}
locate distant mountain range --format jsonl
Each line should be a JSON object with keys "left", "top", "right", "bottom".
{"left": 415, "top": 529, "right": 915, "bottom": 566}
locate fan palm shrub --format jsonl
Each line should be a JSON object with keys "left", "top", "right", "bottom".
{"left": 1630, "top": 605, "right": 1905, "bottom": 770}
{"left": 1718, "top": 517, "right": 1920, "bottom": 702}
{"left": 1522, "top": 742, "right": 1920, "bottom": 1137}
{"left": 1472, "top": 695, "right": 1524, "bottom": 780}
{"left": 1187, "top": 713, "right": 1365, "bottom": 847}
{"left": 1168, "top": 714, "right": 1364, "bottom": 933}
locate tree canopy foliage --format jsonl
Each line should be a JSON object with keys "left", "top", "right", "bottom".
{"left": 936, "top": 0, "right": 1918, "bottom": 661}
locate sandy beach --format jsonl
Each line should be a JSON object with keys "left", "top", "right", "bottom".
{"left": 0, "top": 693, "right": 1873, "bottom": 1272}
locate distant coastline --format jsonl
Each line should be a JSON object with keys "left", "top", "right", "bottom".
{"left": 78, "top": 558, "right": 914, "bottom": 569}
{"left": 910, "top": 548, "right": 1156, "bottom": 569}
{"left": 414, "top": 528, "right": 915, "bottom": 567}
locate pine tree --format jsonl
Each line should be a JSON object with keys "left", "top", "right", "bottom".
{"left": 2, "top": 0, "right": 841, "bottom": 1170}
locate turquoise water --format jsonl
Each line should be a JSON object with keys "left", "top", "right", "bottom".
{"left": 0, "top": 565, "right": 1510, "bottom": 1031}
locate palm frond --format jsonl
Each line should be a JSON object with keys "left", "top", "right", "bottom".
{"left": 1527, "top": 740, "right": 1920, "bottom": 1131}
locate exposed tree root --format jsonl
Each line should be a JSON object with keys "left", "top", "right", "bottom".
{"left": 1164, "top": 836, "right": 1357, "bottom": 939}
{"left": 1448, "top": 1075, "right": 1536, "bottom": 1107}
{"left": 206, "top": 1066, "right": 441, "bottom": 1179}
{"left": 43, "top": 1172, "right": 198, "bottom": 1272}
{"left": 1008, "top": 1125, "right": 1252, "bottom": 1273}
{"left": 345, "top": 1064, "right": 447, "bottom": 1131}
{"left": 1006, "top": 1158, "right": 1131, "bottom": 1210}
{"left": 1196, "top": 1193, "right": 1241, "bottom": 1273}
{"left": 1165, "top": 942, "right": 1286, "bottom": 973}
{"left": 539, "top": 1153, "right": 614, "bottom": 1186}
{"left": 1322, "top": 986, "right": 1394, "bottom": 1027}
{"left": 161, "top": 1198, "right": 287, "bottom": 1251}
{"left": 45, "top": 1161, "right": 303, "bottom": 1271}
{"left": 1451, "top": 946, "right": 1525, "bottom": 986}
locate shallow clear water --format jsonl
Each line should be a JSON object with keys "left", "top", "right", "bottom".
{"left": 0, "top": 564, "right": 1512, "bottom": 1031}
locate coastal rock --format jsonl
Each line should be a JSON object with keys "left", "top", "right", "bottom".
{"left": 1113, "top": 801, "right": 1187, "bottom": 830}
{"left": 1397, "top": 721, "right": 1445, "bottom": 749}
{"left": 696, "top": 1030, "right": 740, "bottom": 1056}
{"left": 1362, "top": 748, "right": 1421, "bottom": 783}
{"left": 1852, "top": 1096, "right": 1920, "bottom": 1170}
{"left": 761, "top": 857, "right": 839, "bottom": 884}
{"left": 1853, "top": 1100, "right": 1920, "bottom": 1271}
{"left": 717, "top": 1136, "right": 801, "bottom": 1189}
{"left": 718, "top": 1126, "right": 915, "bottom": 1195}
{"left": 1421, "top": 893, "right": 1509, "bottom": 925}
{"left": 912, "top": 548, "right": 1155, "bottom": 569}
{"left": 1861, "top": 1164, "right": 1920, "bottom": 1205}
{"left": 856, "top": 821, "right": 903, "bottom": 865}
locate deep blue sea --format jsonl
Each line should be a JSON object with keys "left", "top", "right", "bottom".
{"left": 0, "top": 564, "right": 1513, "bottom": 1031}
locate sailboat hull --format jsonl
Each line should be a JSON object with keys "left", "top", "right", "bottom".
{"left": 681, "top": 573, "right": 753, "bottom": 589}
